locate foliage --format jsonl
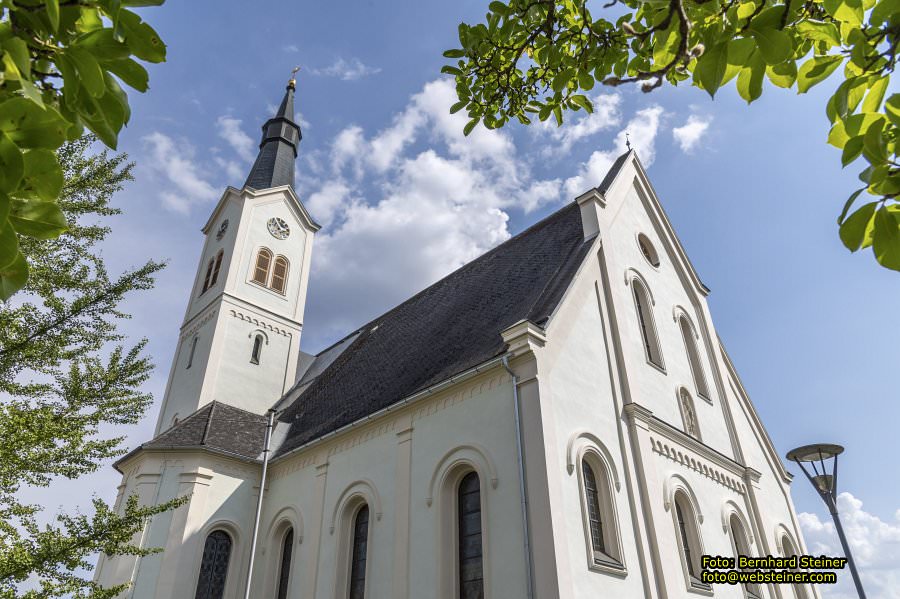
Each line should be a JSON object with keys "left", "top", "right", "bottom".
{"left": 0, "top": 0, "right": 167, "bottom": 299}
{"left": 0, "top": 137, "right": 182, "bottom": 598}
{"left": 444, "top": 0, "right": 900, "bottom": 270}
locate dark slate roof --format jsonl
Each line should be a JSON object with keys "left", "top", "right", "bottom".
{"left": 130, "top": 401, "right": 268, "bottom": 463}
{"left": 274, "top": 199, "right": 596, "bottom": 457}
{"left": 244, "top": 82, "right": 302, "bottom": 190}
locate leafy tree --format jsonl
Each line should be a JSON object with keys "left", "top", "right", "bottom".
{"left": 443, "top": 0, "right": 900, "bottom": 270}
{"left": 0, "top": 137, "right": 182, "bottom": 599}
{"left": 0, "top": 0, "right": 167, "bottom": 300}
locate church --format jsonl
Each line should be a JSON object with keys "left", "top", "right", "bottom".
{"left": 94, "top": 76, "right": 817, "bottom": 599}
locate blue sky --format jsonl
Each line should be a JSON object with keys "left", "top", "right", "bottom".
{"left": 29, "top": 0, "right": 900, "bottom": 595}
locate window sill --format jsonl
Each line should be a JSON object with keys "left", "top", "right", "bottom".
{"left": 589, "top": 555, "right": 627, "bottom": 578}
{"left": 248, "top": 279, "right": 288, "bottom": 299}
{"left": 697, "top": 392, "right": 713, "bottom": 405}
{"left": 645, "top": 358, "right": 667, "bottom": 375}
{"left": 687, "top": 577, "right": 714, "bottom": 596}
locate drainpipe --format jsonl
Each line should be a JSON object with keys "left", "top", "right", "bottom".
{"left": 502, "top": 354, "right": 535, "bottom": 599}
{"left": 244, "top": 408, "right": 275, "bottom": 599}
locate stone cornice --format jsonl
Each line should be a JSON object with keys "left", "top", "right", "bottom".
{"left": 501, "top": 320, "right": 547, "bottom": 357}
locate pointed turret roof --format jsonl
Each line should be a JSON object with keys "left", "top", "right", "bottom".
{"left": 244, "top": 76, "right": 302, "bottom": 190}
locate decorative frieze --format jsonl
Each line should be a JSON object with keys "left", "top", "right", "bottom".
{"left": 228, "top": 308, "right": 293, "bottom": 337}
{"left": 650, "top": 436, "right": 746, "bottom": 494}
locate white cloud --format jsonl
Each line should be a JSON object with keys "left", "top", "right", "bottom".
{"left": 538, "top": 94, "right": 622, "bottom": 154}
{"left": 141, "top": 132, "right": 219, "bottom": 214}
{"left": 672, "top": 114, "right": 712, "bottom": 153}
{"left": 309, "top": 58, "right": 382, "bottom": 81}
{"left": 216, "top": 116, "right": 256, "bottom": 162}
{"left": 799, "top": 493, "right": 900, "bottom": 598}
{"left": 283, "top": 44, "right": 299, "bottom": 53}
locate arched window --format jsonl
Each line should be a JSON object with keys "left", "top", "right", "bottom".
{"left": 271, "top": 256, "right": 289, "bottom": 294}
{"left": 673, "top": 492, "right": 708, "bottom": 591}
{"left": 252, "top": 248, "right": 273, "bottom": 286}
{"left": 678, "top": 389, "right": 701, "bottom": 440}
{"left": 457, "top": 472, "right": 484, "bottom": 599}
{"left": 250, "top": 334, "right": 263, "bottom": 365}
{"left": 730, "top": 516, "right": 761, "bottom": 598}
{"left": 679, "top": 316, "right": 710, "bottom": 399}
{"left": 781, "top": 534, "right": 810, "bottom": 599}
{"left": 348, "top": 504, "right": 369, "bottom": 599}
{"left": 580, "top": 456, "right": 623, "bottom": 570}
{"left": 187, "top": 336, "right": 199, "bottom": 369}
{"left": 632, "top": 281, "right": 663, "bottom": 368}
{"left": 209, "top": 250, "right": 224, "bottom": 288}
{"left": 201, "top": 257, "right": 215, "bottom": 294}
{"left": 276, "top": 528, "right": 293, "bottom": 599}
{"left": 194, "top": 530, "right": 232, "bottom": 599}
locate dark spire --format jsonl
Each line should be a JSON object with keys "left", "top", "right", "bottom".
{"left": 244, "top": 72, "right": 302, "bottom": 190}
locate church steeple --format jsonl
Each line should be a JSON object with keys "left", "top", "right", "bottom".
{"left": 244, "top": 73, "right": 302, "bottom": 190}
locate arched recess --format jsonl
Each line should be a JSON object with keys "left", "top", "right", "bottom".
{"left": 624, "top": 267, "right": 656, "bottom": 305}
{"left": 426, "top": 444, "right": 499, "bottom": 508}
{"left": 262, "top": 506, "right": 302, "bottom": 599}
{"left": 191, "top": 519, "right": 246, "bottom": 599}
{"left": 721, "top": 501, "right": 754, "bottom": 544}
{"left": 664, "top": 476, "right": 710, "bottom": 592}
{"left": 625, "top": 269, "right": 664, "bottom": 369}
{"left": 575, "top": 444, "right": 626, "bottom": 573}
{"left": 565, "top": 431, "right": 621, "bottom": 491}
{"left": 247, "top": 329, "right": 270, "bottom": 344}
{"left": 671, "top": 305, "right": 697, "bottom": 334}
{"left": 330, "top": 479, "right": 382, "bottom": 535}
{"left": 663, "top": 474, "right": 704, "bottom": 525}
{"left": 676, "top": 387, "right": 702, "bottom": 441}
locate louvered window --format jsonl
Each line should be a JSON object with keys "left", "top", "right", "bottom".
{"left": 209, "top": 250, "right": 224, "bottom": 287}
{"left": 252, "top": 249, "right": 272, "bottom": 285}
{"left": 201, "top": 258, "right": 215, "bottom": 294}
{"left": 276, "top": 528, "right": 293, "bottom": 599}
{"left": 348, "top": 505, "right": 369, "bottom": 599}
{"left": 194, "top": 530, "right": 231, "bottom": 599}
{"left": 271, "top": 256, "right": 288, "bottom": 293}
{"left": 458, "top": 472, "right": 484, "bottom": 599}
{"left": 187, "top": 336, "right": 198, "bottom": 369}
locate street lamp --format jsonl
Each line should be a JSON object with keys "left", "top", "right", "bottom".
{"left": 786, "top": 443, "right": 866, "bottom": 599}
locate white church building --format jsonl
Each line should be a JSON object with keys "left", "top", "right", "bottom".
{"left": 95, "top": 78, "right": 817, "bottom": 599}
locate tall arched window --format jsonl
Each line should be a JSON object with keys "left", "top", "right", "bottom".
{"left": 209, "top": 250, "right": 224, "bottom": 288}
{"left": 457, "top": 472, "right": 484, "bottom": 599}
{"left": 348, "top": 504, "right": 369, "bottom": 599}
{"left": 678, "top": 316, "right": 710, "bottom": 399}
{"left": 678, "top": 389, "right": 701, "bottom": 440}
{"left": 250, "top": 334, "right": 263, "bottom": 365}
{"left": 187, "top": 335, "right": 199, "bottom": 369}
{"left": 276, "top": 528, "right": 293, "bottom": 599}
{"left": 673, "top": 492, "right": 708, "bottom": 591}
{"left": 252, "top": 248, "right": 273, "bottom": 286}
{"left": 781, "top": 534, "right": 810, "bottom": 599}
{"left": 580, "top": 456, "right": 623, "bottom": 570}
{"left": 271, "top": 256, "right": 289, "bottom": 294}
{"left": 632, "top": 281, "right": 663, "bottom": 368}
{"left": 194, "top": 530, "right": 232, "bottom": 599}
{"left": 730, "top": 516, "right": 761, "bottom": 598}
{"left": 201, "top": 257, "right": 215, "bottom": 294}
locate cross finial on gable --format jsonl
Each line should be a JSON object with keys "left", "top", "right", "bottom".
{"left": 625, "top": 131, "right": 631, "bottom": 150}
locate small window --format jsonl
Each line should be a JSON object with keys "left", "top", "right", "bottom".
{"left": 457, "top": 472, "right": 484, "bottom": 599}
{"left": 209, "top": 250, "right": 224, "bottom": 288}
{"left": 276, "top": 528, "right": 293, "bottom": 599}
{"left": 637, "top": 234, "right": 660, "bottom": 267}
{"left": 632, "top": 281, "right": 664, "bottom": 369}
{"left": 271, "top": 256, "right": 288, "bottom": 294}
{"left": 252, "top": 248, "right": 273, "bottom": 286}
{"left": 679, "top": 389, "right": 701, "bottom": 440}
{"left": 348, "top": 505, "right": 369, "bottom": 599}
{"left": 201, "top": 257, "right": 215, "bottom": 294}
{"left": 194, "top": 530, "right": 232, "bottom": 599}
{"left": 730, "top": 516, "right": 761, "bottom": 598}
{"left": 187, "top": 336, "right": 199, "bottom": 369}
{"left": 250, "top": 334, "right": 263, "bottom": 365}
{"left": 679, "top": 317, "right": 710, "bottom": 399}
{"left": 673, "top": 493, "right": 709, "bottom": 592}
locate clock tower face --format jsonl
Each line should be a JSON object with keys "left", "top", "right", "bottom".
{"left": 267, "top": 217, "right": 290, "bottom": 240}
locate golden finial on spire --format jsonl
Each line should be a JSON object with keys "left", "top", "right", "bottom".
{"left": 288, "top": 65, "right": 300, "bottom": 90}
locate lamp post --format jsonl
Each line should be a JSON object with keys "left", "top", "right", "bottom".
{"left": 785, "top": 443, "right": 866, "bottom": 599}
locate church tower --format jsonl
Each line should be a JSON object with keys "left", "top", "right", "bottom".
{"left": 154, "top": 76, "right": 320, "bottom": 434}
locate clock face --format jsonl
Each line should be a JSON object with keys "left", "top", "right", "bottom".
{"left": 267, "top": 217, "right": 290, "bottom": 240}
{"left": 216, "top": 219, "right": 229, "bottom": 241}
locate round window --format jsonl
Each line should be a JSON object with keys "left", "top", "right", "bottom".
{"left": 637, "top": 234, "right": 660, "bottom": 267}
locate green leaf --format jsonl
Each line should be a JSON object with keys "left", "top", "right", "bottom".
{"left": 873, "top": 207, "right": 900, "bottom": 270}
{"left": 105, "top": 58, "right": 149, "bottom": 92}
{"left": 117, "top": 10, "right": 167, "bottom": 63}
{"left": 723, "top": 37, "right": 756, "bottom": 85}
{"left": 17, "top": 150, "right": 63, "bottom": 201}
{"left": 862, "top": 122, "right": 887, "bottom": 163}
{"left": 570, "top": 94, "right": 593, "bottom": 113}
{"left": 463, "top": 118, "right": 478, "bottom": 136}
{"left": 886, "top": 94, "right": 900, "bottom": 127}
{"left": 862, "top": 77, "right": 889, "bottom": 113}
{"left": 0, "top": 249, "right": 28, "bottom": 300}
{"left": 46, "top": 0, "right": 60, "bottom": 31}
{"left": 441, "top": 65, "right": 463, "bottom": 76}
{"left": 694, "top": 42, "right": 729, "bottom": 98}
{"left": 443, "top": 49, "right": 466, "bottom": 58}
{"left": 0, "top": 220, "right": 19, "bottom": 271}
{"left": 450, "top": 100, "right": 467, "bottom": 114}
{"left": 839, "top": 201, "right": 877, "bottom": 250}
{"left": 749, "top": 27, "right": 793, "bottom": 65}
{"left": 737, "top": 51, "right": 765, "bottom": 103}
{"left": 74, "top": 29, "right": 131, "bottom": 61}
{"left": 8, "top": 199, "right": 68, "bottom": 239}
{"left": 0, "top": 133, "right": 24, "bottom": 194}
{"left": 824, "top": 0, "right": 864, "bottom": 25}
{"left": 3, "top": 38, "right": 32, "bottom": 79}
{"left": 796, "top": 55, "right": 843, "bottom": 93}
{"left": 766, "top": 61, "right": 797, "bottom": 88}
{"left": 870, "top": 0, "right": 900, "bottom": 25}
{"left": 66, "top": 48, "right": 106, "bottom": 98}
{"left": 841, "top": 135, "right": 864, "bottom": 166}
{"left": 796, "top": 20, "right": 841, "bottom": 45}
{"left": 827, "top": 113, "right": 885, "bottom": 148}
{"left": 837, "top": 187, "right": 866, "bottom": 223}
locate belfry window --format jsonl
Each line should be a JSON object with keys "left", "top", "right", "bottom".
{"left": 348, "top": 504, "right": 369, "bottom": 599}
{"left": 201, "top": 257, "right": 215, "bottom": 294}
{"left": 271, "top": 256, "right": 289, "bottom": 294}
{"left": 679, "top": 316, "right": 710, "bottom": 399}
{"left": 252, "top": 248, "right": 273, "bottom": 286}
{"left": 457, "top": 471, "right": 484, "bottom": 599}
{"left": 194, "top": 530, "right": 232, "bottom": 599}
{"left": 250, "top": 334, "right": 263, "bottom": 365}
{"left": 187, "top": 336, "right": 198, "bottom": 369}
{"left": 276, "top": 528, "right": 293, "bottom": 599}
{"left": 209, "top": 250, "right": 224, "bottom": 288}
{"left": 632, "top": 280, "right": 663, "bottom": 368}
